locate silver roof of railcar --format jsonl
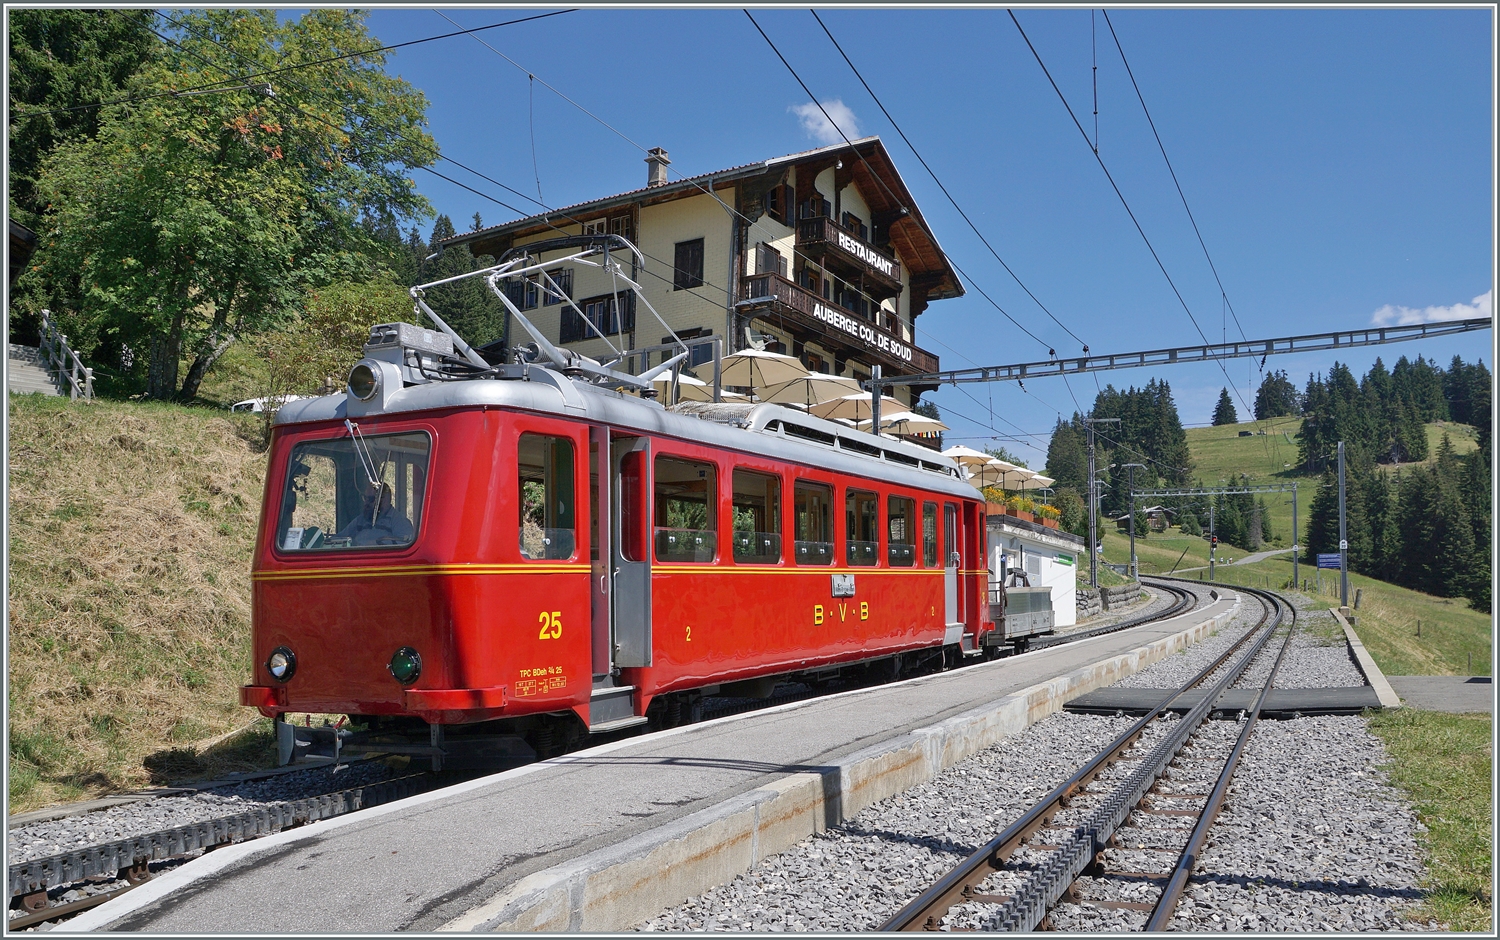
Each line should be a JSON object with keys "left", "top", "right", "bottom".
{"left": 273, "top": 367, "right": 977, "bottom": 500}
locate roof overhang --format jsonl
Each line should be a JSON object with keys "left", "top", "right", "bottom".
{"left": 440, "top": 137, "right": 963, "bottom": 304}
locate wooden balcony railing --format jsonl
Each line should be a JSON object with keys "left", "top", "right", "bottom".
{"left": 796, "top": 216, "right": 903, "bottom": 296}
{"left": 737, "top": 273, "right": 939, "bottom": 375}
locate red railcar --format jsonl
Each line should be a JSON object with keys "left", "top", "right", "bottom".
{"left": 241, "top": 242, "right": 994, "bottom": 761}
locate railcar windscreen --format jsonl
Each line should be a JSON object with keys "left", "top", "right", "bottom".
{"left": 276, "top": 432, "right": 430, "bottom": 552}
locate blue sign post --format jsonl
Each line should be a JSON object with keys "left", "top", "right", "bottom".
{"left": 1316, "top": 553, "right": 1342, "bottom": 569}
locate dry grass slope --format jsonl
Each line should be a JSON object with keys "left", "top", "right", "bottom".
{"left": 7, "top": 394, "right": 277, "bottom": 811}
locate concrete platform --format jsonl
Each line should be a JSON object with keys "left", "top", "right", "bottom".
{"left": 1386, "top": 676, "right": 1494, "bottom": 714}
{"left": 66, "top": 593, "right": 1241, "bottom": 934}
{"left": 1064, "top": 685, "right": 1384, "bottom": 718}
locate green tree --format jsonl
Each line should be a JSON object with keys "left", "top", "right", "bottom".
{"left": 1212, "top": 388, "right": 1238, "bottom": 426}
{"left": 982, "top": 445, "right": 1027, "bottom": 468}
{"left": 1052, "top": 486, "right": 1086, "bottom": 539}
{"left": 1253, "top": 369, "right": 1299, "bottom": 419}
{"left": 1044, "top": 418, "right": 1088, "bottom": 492}
{"left": 415, "top": 215, "right": 509, "bottom": 352}
{"left": 7, "top": 8, "right": 158, "bottom": 228}
{"left": 252, "top": 278, "right": 410, "bottom": 437}
{"left": 1179, "top": 508, "right": 1201, "bottom": 537}
{"left": 27, "top": 9, "right": 437, "bottom": 400}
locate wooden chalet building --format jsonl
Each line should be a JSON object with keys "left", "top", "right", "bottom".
{"left": 441, "top": 137, "right": 962, "bottom": 406}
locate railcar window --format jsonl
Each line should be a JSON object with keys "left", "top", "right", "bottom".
{"left": 846, "top": 489, "right": 879, "bottom": 566}
{"left": 732, "top": 469, "right": 781, "bottom": 564}
{"left": 655, "top": 456, "right": 717, "bottom": 562}
{"left": 944, "top": 503, "right": 958, "bottom": 568}
{"left": 888, "top": 496, "right": 916, "bottom": 567}
{"left": 922, "top": 502, "right": 939, "bottom": 567}
{"left": 518, "top": 434, "right": 577, "bottom": 560}
{"left": 793, "top": 481, "right": 833, "bottom": 565}
{"left": 276, "top": 431, "right": 429, "bottom": 552}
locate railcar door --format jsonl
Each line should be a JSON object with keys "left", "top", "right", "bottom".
{"left": 944, "top": 502, "right": 963, "bottom": 637}
{"left": 611, "top": 435, "right": 652, "bottom": 667}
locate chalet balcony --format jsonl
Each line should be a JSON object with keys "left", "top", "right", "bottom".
{"left": 796, "top": 216, "right": 903, "bottom": 298}
{"left": 736, "top": 272, "right": 939, "bottom": 375}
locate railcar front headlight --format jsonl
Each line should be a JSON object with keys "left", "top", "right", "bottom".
{"left": 348, "top": 362, "right": 379, "bottom": 401}
{"left": 389, "top": 646, "right": 422, "bottom": 685}
{"left": 266, "top": 646, "right": 297, "bottom": 683}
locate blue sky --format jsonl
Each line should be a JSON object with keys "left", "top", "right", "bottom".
{"left": 361, "top": 5, "right": 1493, "bottom": 468}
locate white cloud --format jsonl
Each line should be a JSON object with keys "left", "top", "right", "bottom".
{"left": 1370, "top": 289, "right": 1491, "bottom": 326}
{"left": 790, "top": 99, "right": 860, "bottom": 145}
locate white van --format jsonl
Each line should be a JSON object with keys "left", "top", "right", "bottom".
{"left": 230, "top": 395, "right": 304, "bottom": 414}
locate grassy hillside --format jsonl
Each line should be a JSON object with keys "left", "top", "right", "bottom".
{"left": 1190, "top": 551, "right": 1490, "bottom": 677}
{"left": 1180, "top": 416, "right": 1478, "bottom": 555}
{"left": 7, "top": 394, "right": 277, "bottom": 811}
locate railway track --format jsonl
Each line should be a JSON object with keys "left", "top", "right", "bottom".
{"left": 1029, "top": 578, "right": 1199, "bottom": 651}
{"left": 8, "top": 581, "right": 1206, "bottom": 930}
{"left": 881, "top": 584, "right": 1294, "bottom": 931}
{"left": 6, "top": 768, "right": 445, "bottom": 930}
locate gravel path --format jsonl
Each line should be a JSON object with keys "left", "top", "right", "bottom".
{"left": 639, "top": 591, "right": 1433, "bottom": 932}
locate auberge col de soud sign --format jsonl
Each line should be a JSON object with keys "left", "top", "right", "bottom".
{"left": 812, "top": 301, "right": 914, "bottom": 363}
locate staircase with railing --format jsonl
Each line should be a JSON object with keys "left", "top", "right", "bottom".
{"left": 6, "top": 309, "right": 92, "bottom": 399}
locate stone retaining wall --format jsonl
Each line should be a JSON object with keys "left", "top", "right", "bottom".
{"left": 1076, "top": 581, "right": 1141, "bottom": 618}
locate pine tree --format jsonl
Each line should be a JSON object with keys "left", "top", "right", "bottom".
{"left": 418, "top": 215, "right": 508, "bottom": 354}
{"left": 1254, "top": 369, "right": 1299, "bottom": 419}
{"left": 1212, "top": 388, "right": 1238, "bottom": 426}
{"left": 1179, "top": 510, "right": 1201, "bottom": 537}
{"left": 1304, "top": 470, "right": 1340, "bottom": 565}
{"left": 1044, "top": 418, "right": 1089, "bottom": 492}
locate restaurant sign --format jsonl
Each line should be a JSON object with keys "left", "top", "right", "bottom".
{"left": 835, "top": 230, "right": 898, "bottom": 279}
{"left": 812, "top": 302, "right": 913, "bottom": 363}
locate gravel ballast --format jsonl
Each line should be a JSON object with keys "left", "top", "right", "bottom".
{"left": 640, "top": 590, "right": 1433, "bottom": 932}
{"left": 7, "top": 759, "right": 397, "bottom": 865}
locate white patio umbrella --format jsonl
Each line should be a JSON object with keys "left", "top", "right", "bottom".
{"left": 962, "top": 459, "right": 1014, "bottom": 490}
{"left": 650, "top": 371, "right": 715, "bottom": 403}
{"left": 941, "top": 445, "right": 996, "bottom": 470}
{"left": 708, "top": 348, "right": 809, "bottom": 390}
{"left": 810, "top": 392, "right": 906, "bottom": 423}
{"left": 991, "top": 463, "right": 1037, "bottom": 491}
{"left": 857, "top": 411, "right": 949, "bottom": 434}
{"left": 757, "top": 373, "right": 863, "bottom": 407}
{"left": 1011, "top": 472, "right": 1055, "bottom": 492}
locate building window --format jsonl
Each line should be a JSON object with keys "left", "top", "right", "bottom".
{"left": 756, "top": 242, "right": 785, "bottom": 278}
{"left": 562, "top": 292, "right": 635, "bottom": 343}
{"left": 798, "top": 195, "right": 831, "bottom": 221}
{"left": 674, "top": 238, "right": 704, "bottom": 291}
{"left": 582, "top": 219, "right": 606, "bottom": 236}
{"left": 766, "top": 183, "right": 794, "bottom": 226}
{"left": 842, "top": 212, "right": 869, "bottom": 242}
{"left": 663, "top": 327, "right": 716, "bottom": 368}
{"left": 524, "top": 277, "right": 539, "bottom": 310}
{"left": 610, "top": 214, "right": 635, "bottom": 245}
{"left": 542, "top": 269, "right": 573, "bottom": 306}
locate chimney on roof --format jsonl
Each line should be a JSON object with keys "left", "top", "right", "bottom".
{"left": 645, "top": 147, "right": 671, "bottom": 188}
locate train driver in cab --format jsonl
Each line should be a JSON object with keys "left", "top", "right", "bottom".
{"left": 339, "top": 479, "right": 414, "bottom": 547}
